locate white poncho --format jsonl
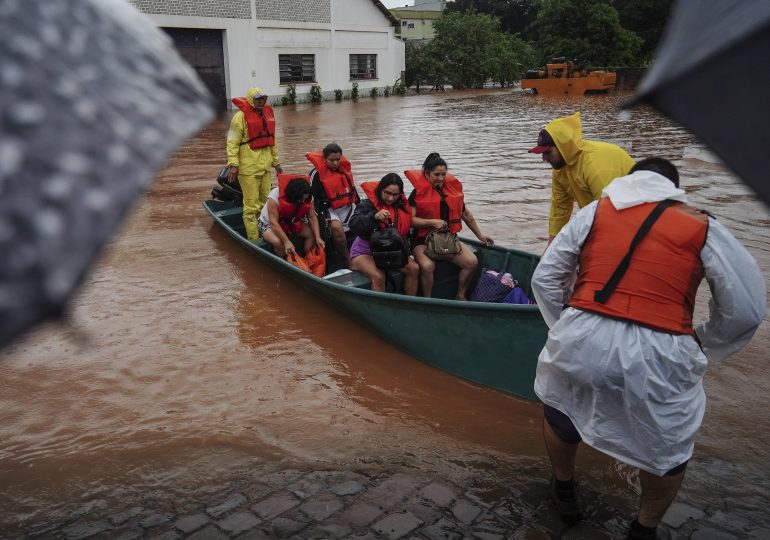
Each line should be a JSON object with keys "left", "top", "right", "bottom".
{"left": 532, "top": 171, "right": 767, "bottom": 475}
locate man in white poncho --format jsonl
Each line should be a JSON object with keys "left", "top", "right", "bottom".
{"left": 531, "top": 158, "right": 766, "bottom": 540}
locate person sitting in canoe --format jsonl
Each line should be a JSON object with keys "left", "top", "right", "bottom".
{"left": 349, "top": 173, "right": 420, "bottom": 295}
{"left": 306, "top": 143, "right": 361, "bottom": 268}
{"left": 405, "top": 153, "right": 494, "bottom": 300}
{"left": 258, "top": 174, "right": 325, "bottom": 258}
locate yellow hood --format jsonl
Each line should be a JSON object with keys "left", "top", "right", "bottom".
{"left": 246, "top": 86, "right": 267, "bottom": 107}
{"left": 545, "top": 112, "right": 584, "bottom": 166}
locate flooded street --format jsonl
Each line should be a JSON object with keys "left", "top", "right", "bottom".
{"left": 1, "top": 89, "right": 768, "bottom": 538}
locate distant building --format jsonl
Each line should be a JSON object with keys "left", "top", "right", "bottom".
{"left": 390, "top": 0, "right": 446, "bottom": 41}
{"left": 128, "top": 0, "right": 405, "bottom": 109}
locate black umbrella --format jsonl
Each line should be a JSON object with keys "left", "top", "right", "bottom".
{"left": 0, "top": 0, "right": 215, "bottom": 348}
{"left": 624, "top": 0, "right": 770, "bottom": 206}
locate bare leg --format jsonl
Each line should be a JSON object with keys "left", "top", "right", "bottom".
{"left": 452, "top": 245, "right": 478, "bottom": 300}
{"left": 351, "top": 255, "right": 386, "bottom": 291}
{"left": 330, "top": 220, "right": 350, "bottom": 267}
{"left": 400, "top": 258, "right": 420, "bottom": 296}
{"left": 543, "top": 417, "right": 579, "bottom": 481}
{"left": 412, "top": 245, "right": 435, "bottom": 298}
{"left": 262, "top": 228, "right": 286, "bottom": 257}
{"left": 637, "top": 469, "right": 685, "bottom": 527}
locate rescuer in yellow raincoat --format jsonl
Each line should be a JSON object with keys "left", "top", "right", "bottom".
{"left": 226, "top": 87, "right": 282, "bottom": 240}
{"left": 529, "top": 112, "right": 636, "bottom": 243}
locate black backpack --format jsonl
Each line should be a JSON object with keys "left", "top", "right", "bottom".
{"left": 369, "top": 224, "right": 409, "bottom": 270}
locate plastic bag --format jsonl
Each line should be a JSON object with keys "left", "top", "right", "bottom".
{"left": 304, "top": 245, "right": 327, "bottom": 277}
{"left": 501, "top": 287, "right": 535, "bottom": 304}
{"left": 286, "top": 252, "right": 311, "bottom": 273}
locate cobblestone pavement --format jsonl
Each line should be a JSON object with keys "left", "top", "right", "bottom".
{"left": 6, "top": 455, "right": 768, "bottom": 540}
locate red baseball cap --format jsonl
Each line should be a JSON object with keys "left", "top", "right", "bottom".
{"left": 529, "top": 129, "right": 556, "bottom": 154}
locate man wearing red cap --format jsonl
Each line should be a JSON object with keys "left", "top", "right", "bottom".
{"left": 530, "top": 112, "right": 635, "bottom": 243}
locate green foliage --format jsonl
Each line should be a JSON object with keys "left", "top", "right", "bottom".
{"left": 393, "top": 80, "right": 406, "bottom": 96}
{"left": 334, "top": 89, "right": 344, "bottom": 101}
{"left": 281, "top": 83, "right": 297, "bottom": 106}
{"left": 530, "top": 0, "right": 642, "bottom": 66}
{"left": 309, "top": 85, "right": 323, "bottom": 103}
{"left": 610, "top": 0, "right": 675, "bottom": 63}
{"left": 351, "top": 82, "right": 359, "bottom": 100}
{"left": 445, "top": 0, "right": 539, "bottom": 36}
{"left": 369, "top": 87, "right": 379, "bottom": 98}
{"left": 407, "top": 11, "right": 533, "bottom": 90}
{"left": 384, "top": 85, "right": 391, "bottom": 97}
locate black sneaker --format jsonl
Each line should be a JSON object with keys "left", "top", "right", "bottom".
{"left": 548, "top": 476, "right": 582, "bottom": 523}
{"left": 628, "top": 519, "right": 657, "bottom": 540}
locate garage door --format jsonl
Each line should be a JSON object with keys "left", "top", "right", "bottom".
{"left": 163, "top": 28, "right": 227, "bottom": 111}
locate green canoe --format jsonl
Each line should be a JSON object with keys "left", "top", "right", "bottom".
{"left": 204, "top": 200, "right": 548, "bottom": 401}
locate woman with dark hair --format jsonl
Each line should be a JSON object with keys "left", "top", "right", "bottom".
{"left": 306, "top": 142, "right": 361, "bottom": 267}
{"left": 405, "top": 152, "right": 493, "bottom": 300}
{"left": 349, "top": 173, "right": 419, "bottom": 295}
{"left": 258, "top": 174, "right": 325, "bottom": 258}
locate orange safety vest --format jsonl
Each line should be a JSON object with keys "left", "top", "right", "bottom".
{"left": 277, "top": 174, "right": 312, "bottom": 235}
{"left": 305, "top": 151, "right": 360, "bottom": 209}
{"left": 361, "top": 181, "right": 412, "bottom": 237}
{"left": 404, "top": 170, "right": 464, "bottom": 238}
{"left": 232, "top": 98, "right": 275, "bottom": 149}
{"left": 567, "top": 198, "right": 709, "bottom": 335}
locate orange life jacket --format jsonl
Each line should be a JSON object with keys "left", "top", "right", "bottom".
{"left": 567, "top": 198, "right": 709, "bottom": 335}
{"left": 232, "top": 98, "right": 275, "bottom": 149}
{"left": 404, "top": 170, "right": 464, "bottom": 238}
{"left": 361, "top": 181, "right": 412, "bottom": 237}
{"left": 305, "top": 151, "right": 360, "bottom": 209}
{"left": 277, "top": 174, "right": 311, "bottom": 235}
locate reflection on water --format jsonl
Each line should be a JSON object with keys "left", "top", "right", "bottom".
{"left": 1, "top": 88, "right": 768, "bottom": 530}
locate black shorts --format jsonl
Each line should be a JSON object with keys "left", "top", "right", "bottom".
{"left": 543, "top": 404, "right": 688, "bottom": 476}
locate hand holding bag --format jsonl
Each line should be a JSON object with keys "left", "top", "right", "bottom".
{"left": 369, "top": 225, "right": 409, "bottom": 270}
{"left": 424, "top": 226, "right": 461, "bottom": 261}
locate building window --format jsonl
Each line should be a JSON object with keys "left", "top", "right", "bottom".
{"left": 349, "top": 54, "right": 377, "bottom": 80}
{"left": 402, "top": 20, "right": 407, "bottom": 26}
{"left": 279, "top": 54, "right": 315, "bottom": 84}
{"left": 407, "top": 23, "right": 415, "bottom": 29}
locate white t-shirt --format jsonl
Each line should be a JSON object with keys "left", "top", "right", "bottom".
{"left": 258, "top": 187, "right": 280, "bottom": 226}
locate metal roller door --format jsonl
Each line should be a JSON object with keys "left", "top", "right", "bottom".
{"left": 163, "top": 28, "right": 227, "bottom": 111}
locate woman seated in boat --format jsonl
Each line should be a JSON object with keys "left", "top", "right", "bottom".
{"left": 348, "top": 173, "right": 420, "bottom": 295}
{"left": 405, "top": 153, "right": 494, "bottom": 300}
{"left": 258, "top": 174, "right": 325, "bottom": 258}
{"left": 306, "top": 143, "right": 361, "bottom": 267}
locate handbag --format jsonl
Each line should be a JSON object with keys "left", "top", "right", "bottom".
{"left": 424, "top": 227, "right": 461, "bottom": 261}
{"left": 369, "top": 225, "right": 409, "bottom": 270}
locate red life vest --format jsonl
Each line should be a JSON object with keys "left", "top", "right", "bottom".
{"left": 305, "top": 151, "right": 360, "bottom": 209}
{"left": 567, "top": 198, "right": 709, "bottom": 335}
{"left": 277, "top": 173, "right": 311, "bottom": 235}
{"left": 404, "top": 170, "right": 464, "bottom": 238}
{"left": 361, "top": 181, "right": 412, "bottom": 237}
{"left": 232, "top": 97, "right": 275, "bottom": 149}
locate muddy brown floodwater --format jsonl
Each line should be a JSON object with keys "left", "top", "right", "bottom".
{"left": 1, "top": 89, "right": 768, "bottom": 536}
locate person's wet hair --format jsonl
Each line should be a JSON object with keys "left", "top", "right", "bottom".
{"left": 323, "top": 142, "right": 343, "bottom": 158}
{"left": 422, "top": 152, "right": 447, "bottom": 174}
{"left": 285, "top": 177, "right": 310, "bottom": 204}
{"left": 630, "top": 157, "right": 680, "bottom": 188}
{"left": 376, "top": 173, "right": 404, "bottom": 205}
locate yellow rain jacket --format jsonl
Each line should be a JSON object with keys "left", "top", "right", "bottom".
{"left": 226, "top": 87, "right": 280, "bottom": 174}
{"left": 547, "top": 112, "right": 635, "bottom": 236}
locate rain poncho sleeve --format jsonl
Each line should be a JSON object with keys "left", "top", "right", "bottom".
{"left": 696, "top": 218, "right": 767, "bottom": 362}
{"left": 535, "top": 201, "right": 596, "bottom": 325}
{"left": 225, "top": 112, "right": 280, "bottom": 173}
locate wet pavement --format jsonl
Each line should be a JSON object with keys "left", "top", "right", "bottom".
{"left": 13, "top": 454, "right": 769, "bottom": 539}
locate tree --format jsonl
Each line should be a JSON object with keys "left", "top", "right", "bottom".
{"left": 611, "top": 0, "right": 675, "bottom": 63}
{"left": 530, "top": 0, "right": 642, "bottom": 66}
{"left": 444, "top": 0, "right": 538, "bottom": 36}
{"left": 427, "top": 11, "right": 533, "bottom": 89}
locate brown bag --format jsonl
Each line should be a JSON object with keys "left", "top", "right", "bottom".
{"left": 424, "top": 228, "right": 461, "bottom": 261}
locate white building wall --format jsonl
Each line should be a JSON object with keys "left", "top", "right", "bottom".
{"left": 130, "top": 0, "right": 404, "bottom": 106}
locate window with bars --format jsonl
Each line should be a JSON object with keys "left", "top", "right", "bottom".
{"left": 349, "top": 54, "right": 377, "bottom": 80}
{"left": 279, "top": 54, "right": 315, "bottom": 84}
